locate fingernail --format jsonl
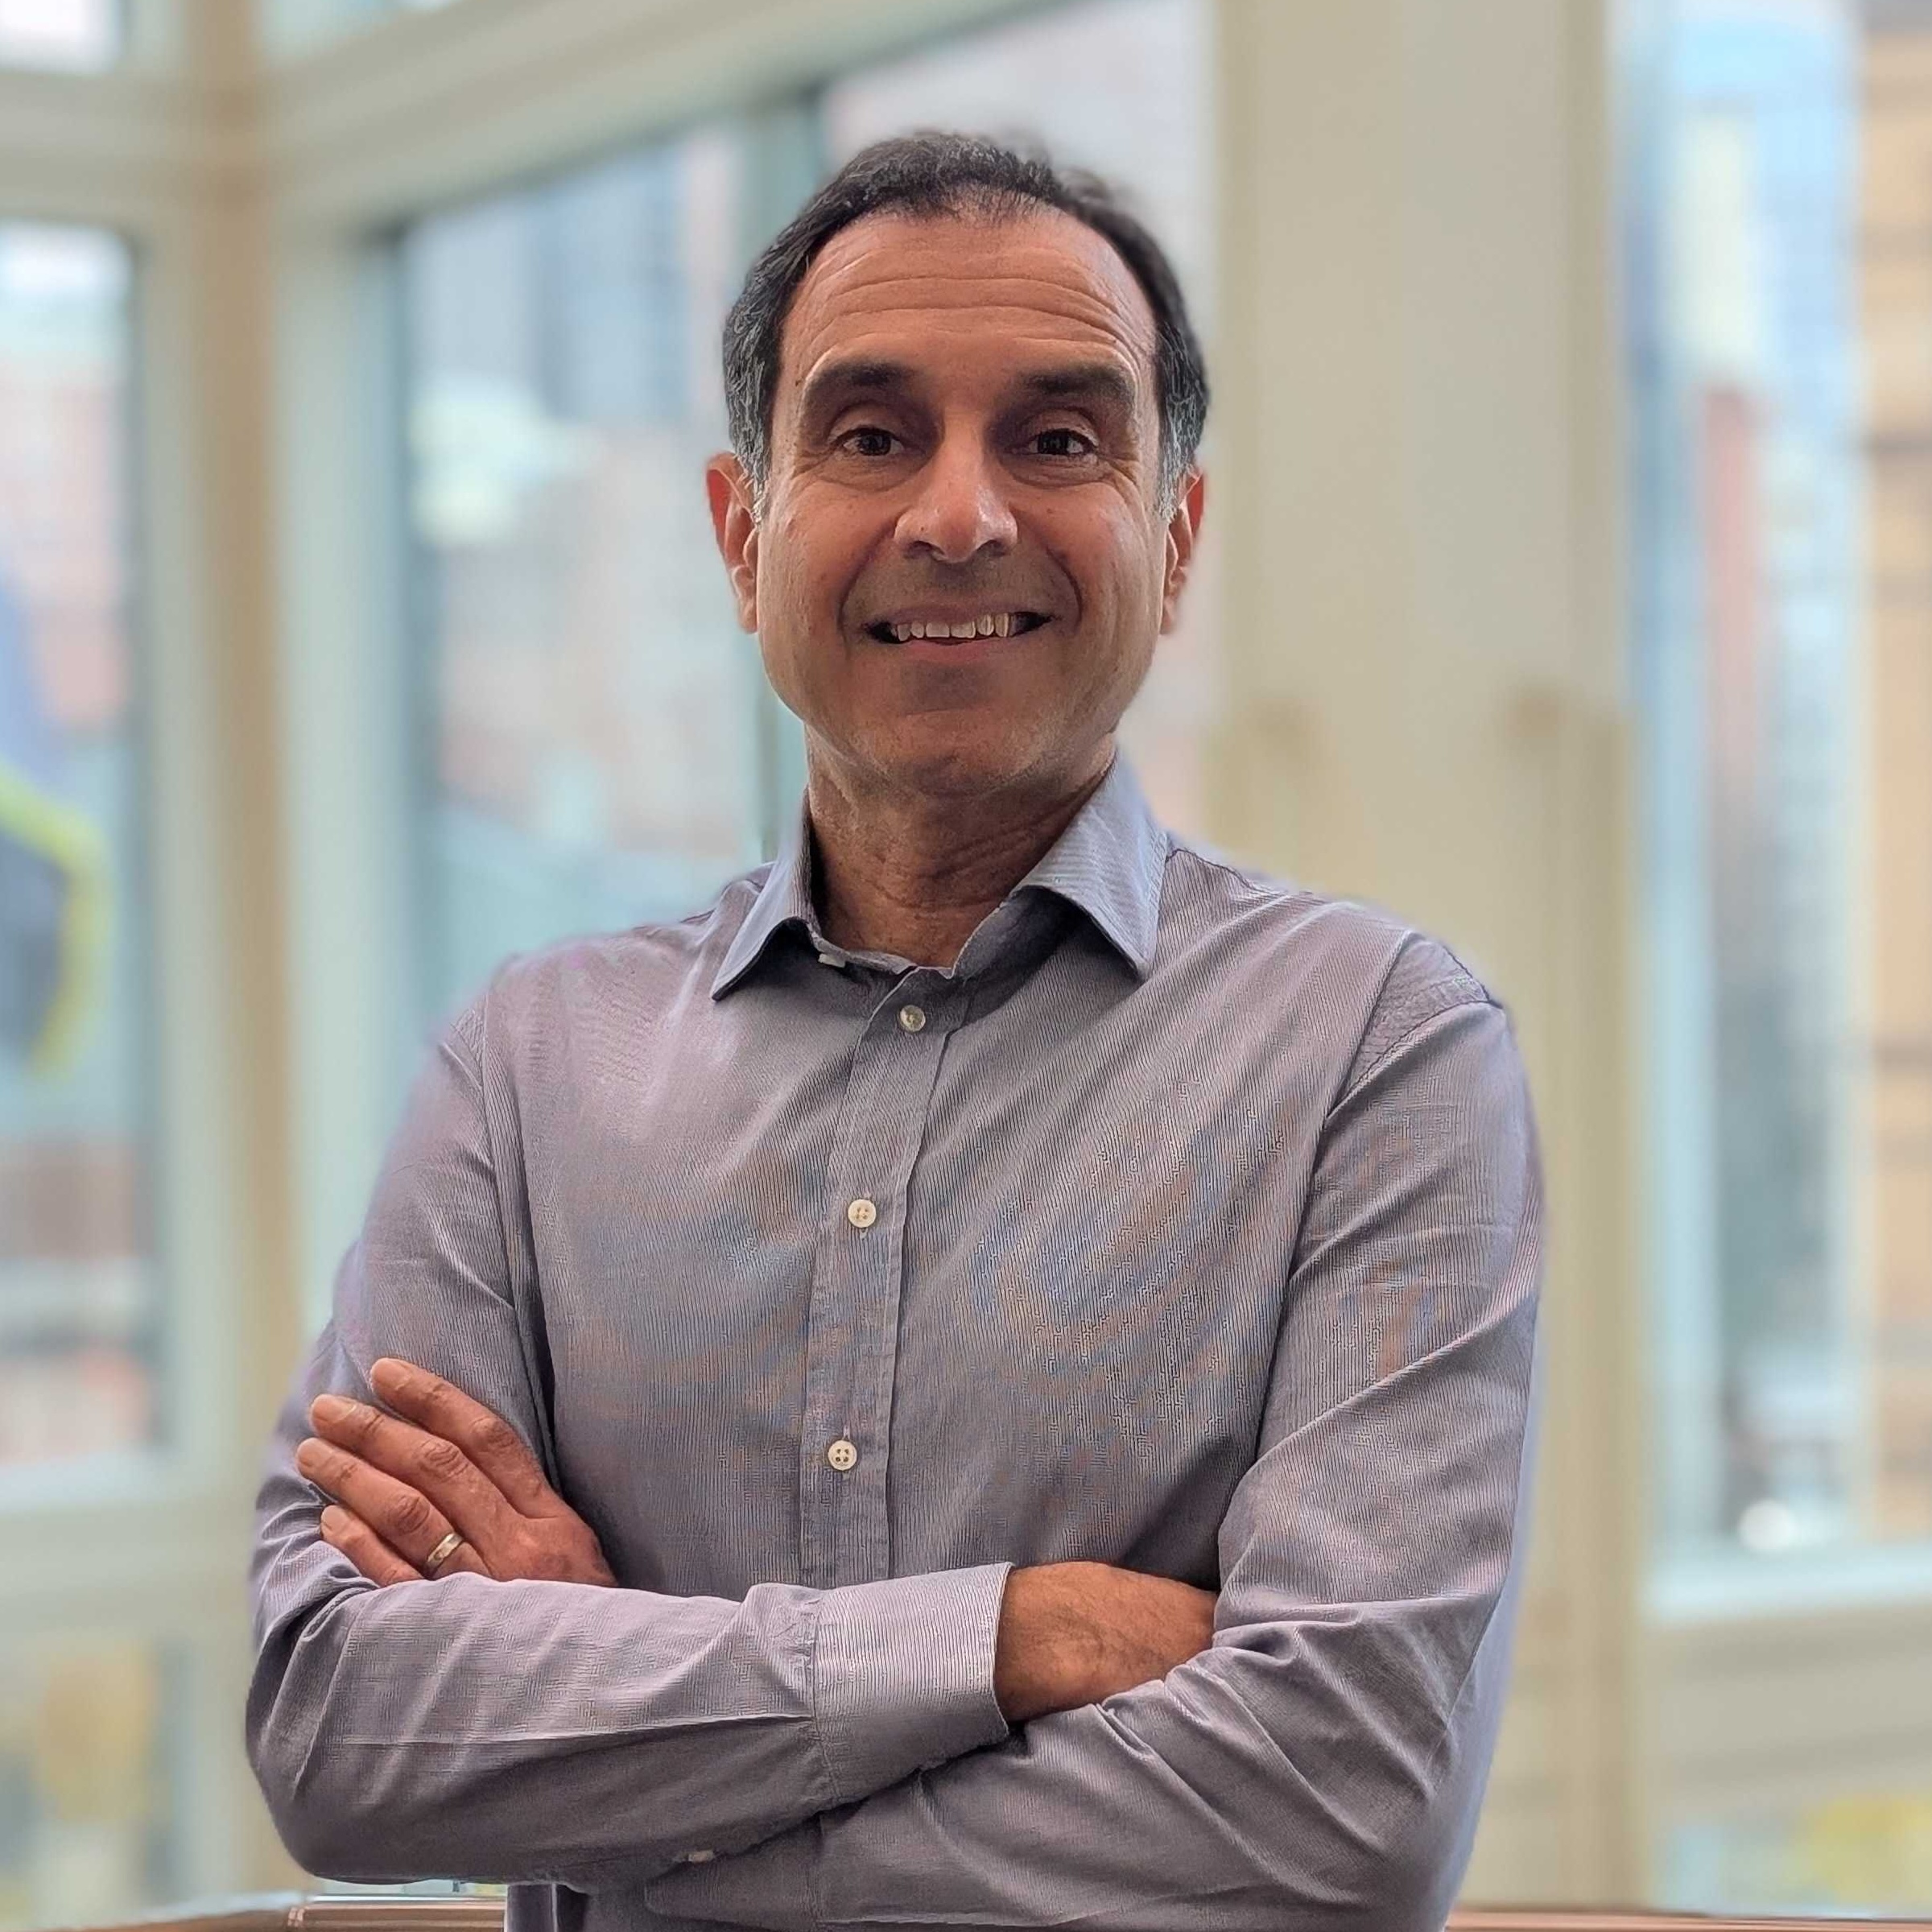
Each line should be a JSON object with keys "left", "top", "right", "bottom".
{"left": 312, "top": 1393, "right": 356, "bottom": 1423}
{"left": 319, "top": 1505, "right": 346, "bottom": 1534}
{"left": 295, "top": 1437, "right": 324, "bottom": 1468}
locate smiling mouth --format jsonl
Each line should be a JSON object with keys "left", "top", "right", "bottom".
{"left": 865, "top": 612, "right": 1051, "bottom": 644}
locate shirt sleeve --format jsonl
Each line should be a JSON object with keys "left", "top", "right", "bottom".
{"left": 646, "top": 978, "right": 1542, "bottom": 1932}
{"left": 246, "top": 1009, "right": 1012, "bottom": 1891}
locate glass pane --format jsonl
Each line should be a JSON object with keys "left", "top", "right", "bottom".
{"left": 1627, "top": 0, "right": 1932, "bottom": 1907}
{"left": 0, "top": 0, "right": 117, "bottom": 70}
{"left": 403, "top": 131, "right": 761, "bottom": 1024}
{"left": 0, "top": 224, "right": 153, "bottom": 1470}
{"left": 823, "top": 0, "right": 1220, "bottom": 840}
{"left": 1628, "top": 0, "right": 1880, "bottom": 1559}
{"left": 0, "top": 1637, "right": 176, "bottom": 1930}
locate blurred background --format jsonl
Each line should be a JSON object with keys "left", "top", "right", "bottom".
{"left": 2, "top": 0, "right": 1930, "bottom": 1920}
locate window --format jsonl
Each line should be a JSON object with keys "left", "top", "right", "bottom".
{"left": 1630, "top": 0, "right": 1868, "bottom": 1563}
{"left": 1629, "top": 0, "right": 1913, "bottom": 1565}
{"left": 1626, "top": 0, "right": 1932, "bottom": 1912}
{"left": 401, "top": 130, "right": 766, "bottom": 1025}
{"left": 396, "top": 0, "right": 1214, "bottom": 1029}
{"left": 0, "top": 223, "right": 151, "bottom": 1472}
{"left": 0, "top": 0, "right": 117, "bottom": 70}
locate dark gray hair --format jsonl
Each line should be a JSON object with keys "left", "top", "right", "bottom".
{"left": 722, "top": 131, "right": 1210, "bottom": 510}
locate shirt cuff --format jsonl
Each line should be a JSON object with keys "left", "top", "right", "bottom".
{"left": 811, "top": 1562, "right": 1012, "bottom": 1803}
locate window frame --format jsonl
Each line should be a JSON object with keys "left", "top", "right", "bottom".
{"left": 1609, "top": 0, "right": 1932, "bottom": 1905}
{"left": 268, "top": 0, "right": 1096, "bottom": 1323}
{"left": 0, "top": 0, "right": 297, "bottom": 1905}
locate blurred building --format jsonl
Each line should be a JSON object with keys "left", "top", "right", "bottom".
{"left": 1629, "top": 0, "right": 1867, "bottom": 1556}
{"left": 1860, "top": 3, "right": 1932, "bottom": 1542}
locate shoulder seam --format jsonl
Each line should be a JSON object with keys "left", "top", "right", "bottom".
{"left": 447, "top": 1001, "right": 489, "bottom": 1084}
{"left": 1163, "top": 839, "right": 1310, "bottom": 906}
{"left": 1345, "top": 985, "right": 1498, "bottom": 1099}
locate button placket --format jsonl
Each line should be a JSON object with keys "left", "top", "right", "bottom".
{"left": 841, "top": 980, "right": 963, "bottom": 1583}
{"left": 795, "top": 980, "right": 956, "bottom": 1589}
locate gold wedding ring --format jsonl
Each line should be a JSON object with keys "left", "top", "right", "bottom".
{"left": 422, "top": 1529, "right": 465, "bottom": 1577}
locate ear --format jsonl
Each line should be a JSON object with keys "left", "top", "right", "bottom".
{"left": 1159, "top": 468, "right": 1207, "bottom": 635}
{"left": 707, "top": 454, "right": 761, "bottom": 634}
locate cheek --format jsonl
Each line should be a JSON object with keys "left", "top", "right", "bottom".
{"left": 751, "top": 521, "right": 832, "bottom": 683}
{"left": 756, "top": 534, "right": 813, "bottom": 645}
{"left": 1046, "top": 504, "right": 1168, "bottom": 648}
{"left": 761, "top": 495, "right": 871, "bottom": 618}
{"left": 1087, "top": 543, "right": 1166, "bottom": 713}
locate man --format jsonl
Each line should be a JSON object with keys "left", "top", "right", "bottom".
{"left": 250, "top": 134, "right": 1540, "bottom": 1932}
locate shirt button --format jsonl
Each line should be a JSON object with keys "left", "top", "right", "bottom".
{"left": 827, "top": 1438, "right": 858, "bottom": 1472}
{"left": 846, "top": 1197, "right": 877, "bottom": 1229}
{"left": 683, "top": 1849, "right": 716, "bottom": 1864}
{"left": 898, "top": 1004, "right": 927, "bottom": 1033}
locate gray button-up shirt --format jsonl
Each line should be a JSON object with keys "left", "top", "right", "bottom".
{"left": 250, "top": 756, "right": 1541, "bottom": 1932}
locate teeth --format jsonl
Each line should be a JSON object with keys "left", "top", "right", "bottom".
{"left": 885, "top": 613, "right": 1030, "bottom": 643}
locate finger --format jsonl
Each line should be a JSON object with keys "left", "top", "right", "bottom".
{"left": 308, "top": 1391, "right": 519, "bottom": 1546}
{"left": 320, "top": 1503, "right": 421, "bottom": 1586}
{"left": 297, "top": 1436, "right": 492, "bottom": 1579}
{"left": 370, "top": 1358, "right": 557, "bottom": 1516}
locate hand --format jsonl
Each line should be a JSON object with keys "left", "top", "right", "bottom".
{"left": 993, "top": 1560, "right": 1216, "bottom": 1724}
{"left": 297, "top": 1356, "right": 615, "bottom": 1588}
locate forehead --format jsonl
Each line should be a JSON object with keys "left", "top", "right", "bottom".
{"left": 777, "top": 204, "right": 1160, "bottom": 410}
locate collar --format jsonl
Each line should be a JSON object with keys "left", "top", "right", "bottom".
{"left": 710, "top": 807, "right": 820, "bottom": 999}
{"left": 710, "top": 753, "right": 1168, "bottom": 1000}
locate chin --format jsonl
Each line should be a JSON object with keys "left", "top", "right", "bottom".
{"left": 867, "top": 729, "right": 1055, "bottom": 802}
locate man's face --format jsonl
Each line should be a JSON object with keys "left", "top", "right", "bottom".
{"left": 708, "top": 205, "right": 1204, "bottom": 805}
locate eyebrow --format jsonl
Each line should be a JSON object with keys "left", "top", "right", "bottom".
{"left": 797, "top": 358, "right": 917, "bottom": 425}
{"left": 1016, "top": 362, "right": 1140, "bottom": 416}
{"left": 795, "top": 356, "right": 1142, "bottom": 429}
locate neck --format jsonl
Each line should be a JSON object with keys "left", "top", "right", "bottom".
{"left": 807, "top": 749, "right": 1113, "bottom": 968}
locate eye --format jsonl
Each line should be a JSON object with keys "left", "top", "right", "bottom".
{"left": 1029, "top": 427, "right": 1097, "bottom": 459}
{"left": 837, "top": 426, "right": 901, "bottom": 458}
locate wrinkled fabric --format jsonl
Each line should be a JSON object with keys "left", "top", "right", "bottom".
{"left": 250, "top": 756, "right": 1542, "bottom": 1932}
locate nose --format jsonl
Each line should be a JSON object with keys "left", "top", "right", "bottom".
{"left": 893, "top": 429, "right": 1018, "bottom": 564}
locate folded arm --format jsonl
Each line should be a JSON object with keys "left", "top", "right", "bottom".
{"left": 247, "top": 1012, "right": 1013, "bottom": 1890}
{"left": 649, "top": 989, "right": 1542, "bottom": 1931}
